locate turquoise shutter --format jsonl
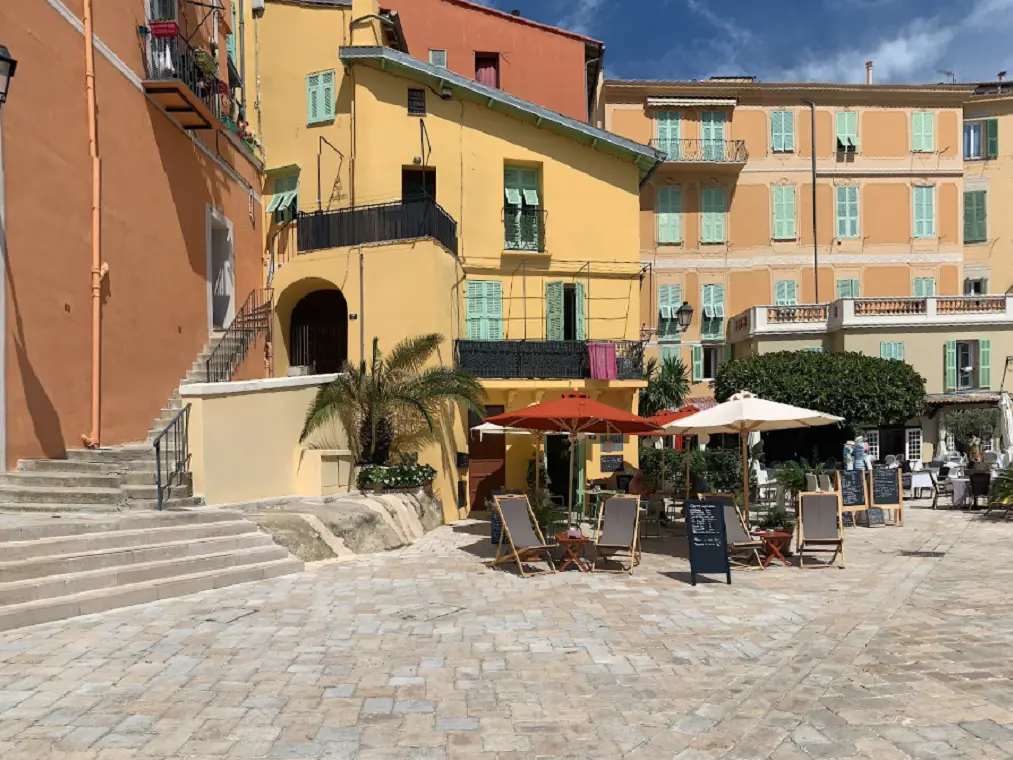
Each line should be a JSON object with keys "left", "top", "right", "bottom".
{"left": 980, "top": 339, "right": 991, "bottom": 389}
{"left": 702, "top": 111, "right": 724, "bottom": 160}
{"left": 227, "top": 2, "right": 237, "bottom": 63}
{"left": 504, "top": 168, "right": 522, "bottom": 248}
{"left": 774, "top": 280, "right": 787, "bottom": 305}
{"left": 658, "top": 284, "right": 681, "bottom": 341}
{"left": 945, "top": 340, "right": 957, "bottom": 391}
{"left": 713, "top": 284, "right": 725, "bottom": 318}
{"left": 879, "top": 341, "right": 890, "bottom": 359}
{"left": 306, "top": 74, "right": 319, "bottom": 124}
{"left": 692, "top": 345, "right": 703, "bottom": 382}
{"left": 783, "top": 110, "right": 794, "bottom": 151}
{"left": 485, "top": 281, "right": 503, "bottom": 340}
{"left": 466, "top": 281, "right": 485, "bottom": 340}
{"left": 545, "top": 281, "right": 564, "bottom": 340}
{"left": 787, "top": 281, "right": 798, "bottom": 304}
{"left": 657, "top": 186, "right": 681, "bottom": 243}
{"left": 660, "top": 346, "right": 680, "bottom": 364}
{"left": 771, "top": 111, "right": 793, "bottom": 152}
{"left": 836, "top": 186, "right": 859, "bottom": 238}
{"left": 836, "top": 279, "right": 859, "bottom": 299}
{"left": 773, "top": 186, "right": 796, "bottom": 239}
{"left": 895, "top": 342, "right": 905, "bottom": 361}
{"left": 986, "top": 118, "right": 999, "bottom": 159}
{"left": 914, "top": 187, "right": 935, "bottom": 238}
{"left": 321, "top": 70, "right": 335, "bottom": 120}
{"left": 702, "top": 188, "right": 725, "bottom": 243}
{"left": 964, "top": 190, "right": 987, "bottom": 242}
{"left": 574, "top": 282, "right": 586, "bottom": 340}
{"left": 656, "top": 111, "right": 680, "bottom": 158}
{"left": 912, "top": 112, "right": 933, "bottom": 152}
{"left": 914, "top": 278, "right": 936, "bottom": 297}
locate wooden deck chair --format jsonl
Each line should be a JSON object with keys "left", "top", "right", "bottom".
{"left": 592, "top": 495, "right": 640, "bottom": 574}
{"left": 701, "top": 493, "right": 763, "bottom": 569}
{"left": 797, "top": 491, "right": 844, "bottom": 569}
{"left": 490, "top": 495, "right": 556, "bottom": 577}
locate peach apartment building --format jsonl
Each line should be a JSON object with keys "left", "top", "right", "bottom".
{"left": 602, "top": 76, "right": 976, "bottom": 397}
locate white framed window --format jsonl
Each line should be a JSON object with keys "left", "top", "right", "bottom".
{"left": 864, "top": 430, "right": 881, "bottom": 461}
{"left": 905, "top": 428, "right": 923, "bottom": 463}
{"left": 429, "top": 49, "right": 448, "bottom": 68}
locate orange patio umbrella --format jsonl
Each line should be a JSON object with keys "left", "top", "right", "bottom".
{"left": 483, "top": 391, "right": 661, "bottom": 526}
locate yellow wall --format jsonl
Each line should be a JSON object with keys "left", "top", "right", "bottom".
{"left": 182, "top": 376, "right": 354, "bottom": 506}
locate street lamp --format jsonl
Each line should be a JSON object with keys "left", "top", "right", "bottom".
{"left": 676, "top": 301, "right": 694, "bottom": 331}
{"left": 0, "top": 45, "right": 17, "bottom": 106}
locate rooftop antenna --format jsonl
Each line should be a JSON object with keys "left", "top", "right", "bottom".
{"left": 937, "top": 69, "right": 956, "bottom": 84}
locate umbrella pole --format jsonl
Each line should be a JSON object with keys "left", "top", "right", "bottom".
{"left": 567, "top": 434, "right": 576, "bottom": 527}
{"left": 534, "top": 435, "right": 540, "bottom": 495}
{"left": 741, "top": 430, "right": 750, "bottom": 525}
{"left": 660, "top": 438, "right": 666, "bottom": 492}
{"left": 685, "top": 436, "right": 691, "bottom": 499}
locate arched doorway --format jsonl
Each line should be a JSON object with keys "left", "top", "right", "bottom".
{"left": 289, "top": 290, "right": 348, "bottom": 374}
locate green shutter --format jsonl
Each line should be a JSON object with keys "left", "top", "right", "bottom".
{"left": 656, "top": 111, "right": 680, "bottom": 158}
{"left": 773, "top": 186, "right": 796, "bottom": 240}
{"left": 466, "top": 281, "right": 502, "bottom": 340}
{"left": 485, "top": 281, "right": 503, "bottom": 340}
{"left": 701, "top": 284, "right": 724, "bottom": 340}
{"left": 660, "top": 346, "right": 680, "bottom": 363}
{"left": 912, "top": 112, "right": 934, "bottom": 153}
{"left": 836, "top": 279, "right": 859, "bottom": 299}
{"left": 914, "top": 186, "right": 935, "bottom": 238}
{"left": 466, "top": 281, "right": 485, "bottom": 340}
{"left": 771, "top": 110, "right": 793, "bottom": 152}
{"left": 914, "top": 278, "right": 936, "bottom": 297}
{"left": 545, "top": 281, "right": 564, "bottom": 340}
{"left": 895, "top": 342, "right": 905, "bottom": 361}
{"left": 979, "top": 339, "right": 991, "bottom": 389}
{"left": 964, "top": 190, "right": 987, "bottom": 243}
{"left": 836, "top": 186, "right": 859, "bottom": 238}
{"left": 321, "top": 70, "right": 335, "bottom": 121}
{"left": 227, "top": 2, "right": 237, "bottom": 63}
{"left": 945, "top": 340, "right": 957, "bottom": 391}
{"left": 775, "top": 280, "right": 798, "bottom": 306}
{"left": 702, "top": 111, "right": 724, "bottom": 160}
{"left": 986, "top": 118, "right": 999, "bottom": 159}
{"left": 657, "top": 186, "right": 682, "bottom": 243}
{"left": 702, "top": 188, "right": 725, "bottom": 243}
{"left": 836, "top": 111, "right": 857, "bottom": 147}
{"left": 880, "top": 341, "right": 905, "bottom": 360}
{"left": 306, "top": 74, "right": 319, "bottom": 125}
{"left": 658, "top": 284, "right": 681, "bottom": 341}
{"left": 692, "top": 345, "right": 703, "bottom": 382}
{"left": 723, "top": 342, "right": 732, "bottom": 365}
{"left": 574, "top": 281, "right": 586, "bottom": 341}
{"left": 879, "top": 341, "right": 890, "bottom": 359}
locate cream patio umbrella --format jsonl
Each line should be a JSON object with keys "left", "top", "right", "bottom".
{"left": 664, "top": 391, "right": 844, "bottom": 522}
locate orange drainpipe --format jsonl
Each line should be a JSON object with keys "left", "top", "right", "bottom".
{"left": 81, "top": 0, "right": 108, "bottom": 448}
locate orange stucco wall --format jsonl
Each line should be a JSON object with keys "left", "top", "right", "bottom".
{"left": 384, "top": 0, "right": 594, "bottom": 121}
{"left": 3, "top": 1, "right": 262, "bottom": 465}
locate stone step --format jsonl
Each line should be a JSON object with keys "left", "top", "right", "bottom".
{"left": 0, "top": 470, "right": 122, "bottom": 490}
{"left": 0, "top": 503, "right": 123, "bottom": 514}
{"left": 0, "top": 484, "right": 124, "bottom": 505}
{"left": 121, "top": 470, "right": 191, "bottom": 487}
{"left": 0, "top": 544, "right": 288, "bottom": 606}
{"left": 0, "top": 531, "right": 274, "bottom": 585}
{"left": 0, "top": 557, "right": 303, "bottom": 632}
{"left": 19, "top": 459, "right": 127, "bottom": 475}
{"left": 0, "top": 518, "right": 256, "bottom": 561}
{"left": 123, "top": 497, "right": 203, "bottom": 510}
{"left": 0, "top": 509, "right": 244, "bottom": 542}
{"left": 122, "top": 483, "right": 192, "bottom": 501}
{"left": 67, "top": 447, "right": 156, "bottom": 464}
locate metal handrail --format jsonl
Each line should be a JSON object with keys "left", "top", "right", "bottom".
{"left": 205, "top": 288, "right": 274, "bottom": 383}
{"left": 153, "top": 403, "right": 191, "bottom": 510}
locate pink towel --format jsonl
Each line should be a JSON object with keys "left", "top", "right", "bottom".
{"left": 588, "top": 342, "right": 618, "bottom": 380}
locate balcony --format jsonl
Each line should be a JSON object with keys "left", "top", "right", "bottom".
{"left": 504, "top": 206, "right": 545, "bottom": 252}
{"left": 730, "top": 295, "right": 1013, "bottom": 341}
{"left": 456, "top": 340, "right": 644, "bottom": 381}
{"left": 297, "top": 199, "right": 458, "bottom": 254}
{"left": 649, "top": 138, "right": 748, "bottom": 164}
{"left": 143, "top": 33, "right": 225, "bottom": 130}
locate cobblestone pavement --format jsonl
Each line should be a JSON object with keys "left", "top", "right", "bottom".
{"left": 2, "top": 505, "right": 1013, "bottom": 759}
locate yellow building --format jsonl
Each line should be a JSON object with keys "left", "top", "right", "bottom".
{"left": 963, "top": 82, "right": 1013, "bottom": 294}
{"left": 247, "top": 0, "right": 662, "bottom": 519}
{"left": 601, "top": 77, "right": 976, "bottom": 399}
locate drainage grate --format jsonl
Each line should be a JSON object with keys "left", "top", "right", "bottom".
{"left": 899, "top": 550, "right": 946, "bottom": 558}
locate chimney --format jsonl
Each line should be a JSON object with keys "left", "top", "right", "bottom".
{"left": 865, "top": 60, "right": 873, "bottom": 85}
{"left": 511, "top": 8, "right": 520, "bottom": 15}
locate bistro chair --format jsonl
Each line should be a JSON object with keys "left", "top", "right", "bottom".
{"left": 490, "top": 495, "right": 557, "bottom": 578}
{"left": 804, "top": 473, "right": 819, "bottom": 492}
{"left": 930, "top": 471, "right": 952, "bottom": 510}
{"left": 818, "top": 474, "right": 833, "bottom": 492}
{"left": 797, "top": 492, "right": 844, "bottom": 569}
{"left": 592, "top": 495, "right": 640, "bottom": 574}
{"left": 640, "top": 497, "right": 664, "bottom": 540}
{"left": 969, "top": 472, "right": 992, "bottom": 509}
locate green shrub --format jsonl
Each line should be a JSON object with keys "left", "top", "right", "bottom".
{"left": 639, "top": 445, "right": 752, "bottom": 497}
{"left": 715, "top": 351, "right": 925, "bottom": 430}
{"left": 357, "top": 463, "right": 437, "bottom": 489}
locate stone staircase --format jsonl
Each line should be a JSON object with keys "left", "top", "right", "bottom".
{"left": 146, "top": 329, "right": 225, "bottom": 442}
{"left": 0, "top": 509, "right": 303, "bottom": 631}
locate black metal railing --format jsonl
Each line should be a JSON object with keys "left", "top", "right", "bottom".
{"left": 153, "top": 403, "right": 191, "bottom": 510}
{"left": 504, "top": 207, "right": 546, "bottom": 252}
{"left": 145, "top": 33, "right": 224, "bottom": 123}
{"left": 456, "top": 339, "right": 645, "bottom": 380}
{"left": 297, "top": 199, "right": 458, "bottom": 254}
{"left": 206, "top": 288, "right": 274, "bottom": 383}
{"left": 649, "top": 138, "right": 748, "bottom": 163}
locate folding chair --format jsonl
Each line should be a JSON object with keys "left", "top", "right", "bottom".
{"left": 490, "top": 495, "right": 557, "bottom": 577}
{"left": 723, "top": 504, "right": 764, "bottom": 569}
{"left": 797, "top": 492, "right": 844, "bottom": 569}
{"left": 592, "top": 495, "right": 640, "bottom": 574}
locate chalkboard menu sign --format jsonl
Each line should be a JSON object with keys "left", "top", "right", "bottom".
{"left": 839, "top": 470, "right": 868, "bottom": 510}
{"left": 600, "top": 455, "right": 624, "bottom": 473}
{"left": 616, "top": 474, "right": 634, "bottom": 493}
{"left": 866, "top": 507, "right": 886, "bottom": 527}
{"left": 684, "top": 499, "right": 731, "bottom": 586}
{"left": 490, "top": 511, "right": 503, "bottom": 545}
{"left": 870, "top": 467, "right": 904, "bottom": 526}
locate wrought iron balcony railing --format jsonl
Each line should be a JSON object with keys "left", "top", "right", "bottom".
{"left": 297, "top": 198, "right": 458, "bottom": 254}
{"left": 504, "top": 206, "right": 546, "bottom": 252}
{"left": 456, "top": 339, "right": 644, "bottom": 381}
{"left": 650, "top": 138, "right": 748, "bottom": 164}
{"left": 145, "top": 33, "right": 224, "bottom": 124}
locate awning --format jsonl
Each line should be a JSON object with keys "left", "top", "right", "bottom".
{"left": 647, "top": 97, "right": 738, "bottom": 108}
{"left": 265, "top": 190, "right": 297, "bottom": 213}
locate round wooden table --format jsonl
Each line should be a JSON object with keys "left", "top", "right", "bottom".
{"left": 751, "top": 530, "right": 793, "bottom": 568}
{"left": 555, "top": 532, "right": 592, "bottom": 572}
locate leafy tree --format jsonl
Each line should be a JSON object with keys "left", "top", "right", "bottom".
{"left": 639, "top": 355, "right": 690, "bottom": 418}
{"left": 944, "top": 408, "right": 998, "bottom": 454}
{"left": 300, "top": 334, "right": 486, "bottom": 465}
{"left": 715, "top": 351, "right": 925, "bottom": 431}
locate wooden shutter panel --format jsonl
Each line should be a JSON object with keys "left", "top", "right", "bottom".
{"left": 574, "top": 282, "right": 586, "bottom": 341}
{"left": 321, "top": 70, "right": 335, "bottom": 120}
{"left": 880, "top": 341, "right": 890, "bottom": 359}
{"left": 692, "top": 345, "right": 703, "bottom": 382}
{"left": 978, "top": 191, "right": 988, "bottom": 241}
{"left": 964, "top": 191, "right": 975, "bottom": 242}
{"left": 775, "top": 280, "right": 787, "bottom": 305}
{"left": 787, "top": 281, "right": 798, "bottom": 304}
{"left": 545, "top": 281, "right": 564, "bottom": 341}
{"left": 979, "top": 339, "right": 991, "bottom": 389}
{"left": 306, "top": 74, "right": 319, "bottom": 124}
{"left": 986, "top": 118, "right": 999, "bottom": 159}
{"left": 944, "top": 340, "right": 957, "bottom": 391}
{"left": 486, "top": 281, "right": 503, "bottom": 340}
{"left": 896, "top": 342, "right": 905, "bottom": 361}
{"left": 466, "top": 281, "right": 485, "bottom": 340}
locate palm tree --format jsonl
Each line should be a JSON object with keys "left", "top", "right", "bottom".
{"left": 639, "top": 355, "right": 690, "bottom": 418}
{"left": 300, "top": 333, "right": 486, "bottom": 465}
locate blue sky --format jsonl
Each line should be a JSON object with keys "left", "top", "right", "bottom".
{"left": 476, "top": 0, "right": 1012, "bottom": 84}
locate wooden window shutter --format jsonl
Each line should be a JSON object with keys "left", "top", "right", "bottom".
{"left": 979, "top": 339, "right": 992, "bottom": 389}
{"left": 944, "top": 340, "right": 957, "bottom": 391}
{"left": 485, "top": 281, "right": 503, "bottom": 340}
{"left": 691, "top": 345, "right": 703, "bottom": 382}
{"left": 986, "top": 118, "right": 999, "bottom": 159}
{"left": 466, "top": 281, "right": 485, "bottom": 340}
{"left": 545, "top": 281, "right": 564, "bottom": 341}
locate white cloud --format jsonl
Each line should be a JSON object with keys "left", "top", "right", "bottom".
{"left": 555, "top": 0, "right": 606, "bottom": 36}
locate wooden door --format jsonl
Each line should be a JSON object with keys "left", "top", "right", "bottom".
{"left": 468, "top": 406, "right": 505, "bottom": 511}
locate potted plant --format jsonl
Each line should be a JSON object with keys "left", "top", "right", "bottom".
{"left": 756, "top": 506, "right": 796, "bottom": 556}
